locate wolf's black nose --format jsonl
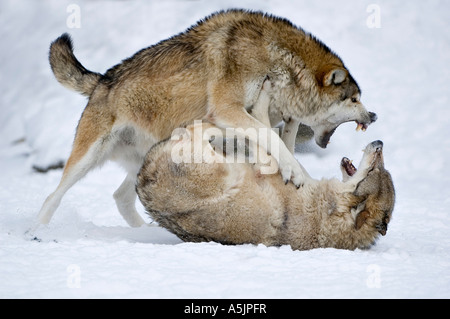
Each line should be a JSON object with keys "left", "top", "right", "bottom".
{"left": 369, "top": 112, "right": 377, "bottom": 123}
{"left": 371, "top": 140, "right": 383, "bottom": 151}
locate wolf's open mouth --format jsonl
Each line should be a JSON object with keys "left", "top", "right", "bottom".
{"left": 355, "top": 121, "right": 368, "bottom": 132}
{"left": 315, "top": 112, "right": 377, "bottom": 149}
{"left": 356, "top": 112, "right": 378, "bottom": 131}
{"left": 341, "top": 157, "right": 357, "bottom": 176}
{"left": 318, "top": 127, "right": 337, "bottom": 148}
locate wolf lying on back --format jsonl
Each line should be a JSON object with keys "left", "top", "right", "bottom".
{"left": 136, "top": 123, "right": 395, "bottom": 251}
{"left": 38, "top": 9, "right": 376, "bottom": 228}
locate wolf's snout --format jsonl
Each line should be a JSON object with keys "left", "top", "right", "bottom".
{"left": 371, "top": 140, "right": 383, "bottom": 151}
{"left": 363, "top": 140, "right": 384, "bottom": 156}
{"left": 369, "top": 112, "right": 377, "bottom": 123}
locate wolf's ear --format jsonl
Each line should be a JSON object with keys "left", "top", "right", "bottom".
{"left": 321, "top": 67, "right": 347, "bottom": 86}
{"left": 355, "top": 210, "right": 370, "bottom": 230}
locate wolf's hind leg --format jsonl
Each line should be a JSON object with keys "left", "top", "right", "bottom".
{"left": 36, "top": 137, "right": 111, "bottom": 225}
{"left": 113, "top": 173, "right": 146, "bottom": 227}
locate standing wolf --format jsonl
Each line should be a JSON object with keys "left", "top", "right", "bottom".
{"left": 37, "top": 9, "right": 376, "bottom": 227}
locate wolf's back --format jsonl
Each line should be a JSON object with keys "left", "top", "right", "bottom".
{"left": 49, "top": 33, "right": 101, "bottom": 96}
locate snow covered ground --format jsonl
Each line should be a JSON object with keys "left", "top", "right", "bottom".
{"left": 1, "top": 0, "right": 449, "bottom": 298}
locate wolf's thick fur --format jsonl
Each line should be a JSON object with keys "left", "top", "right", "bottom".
{"left": 38, "top": 10, "right": 376, "bottom": 227}
{"left": 136, "top": 123, "right": 395, "bottom": 250}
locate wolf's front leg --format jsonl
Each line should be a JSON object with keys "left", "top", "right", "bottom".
{"left": 281, "top": 117, "right": 300, "bottom": 154}
{"left": 207, "top": 80, "right": 311, "bottom": 187}
{"left": 250, "top": 78, "right": 272, "bottom": 127}
{"left": 252, "top": 79, "right": 302, "bottom": 155}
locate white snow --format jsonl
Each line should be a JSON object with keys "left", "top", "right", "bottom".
{"left": 1, "top": 0, "right": 449, "bottom": 298}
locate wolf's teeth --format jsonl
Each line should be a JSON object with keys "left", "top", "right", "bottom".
{"left": 362, "top": 126, "right": 367, "bottom": 132}
{"left": 356, "top": 123, "right": 362, "bottom": 131}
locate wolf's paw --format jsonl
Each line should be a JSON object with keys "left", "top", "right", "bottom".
{"left": 292, "top": 172, "right": 313, "bottom": 189}
{"left": 279, "top": 158, "right": 309, "bottom": 188}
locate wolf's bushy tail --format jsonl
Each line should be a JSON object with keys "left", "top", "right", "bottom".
{"left": 49, "top": 33, "right": 101, "bottom": 97}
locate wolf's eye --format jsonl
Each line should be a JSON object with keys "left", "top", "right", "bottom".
{"left": 351, "top": 97, "right": 357, "bottom": 103}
